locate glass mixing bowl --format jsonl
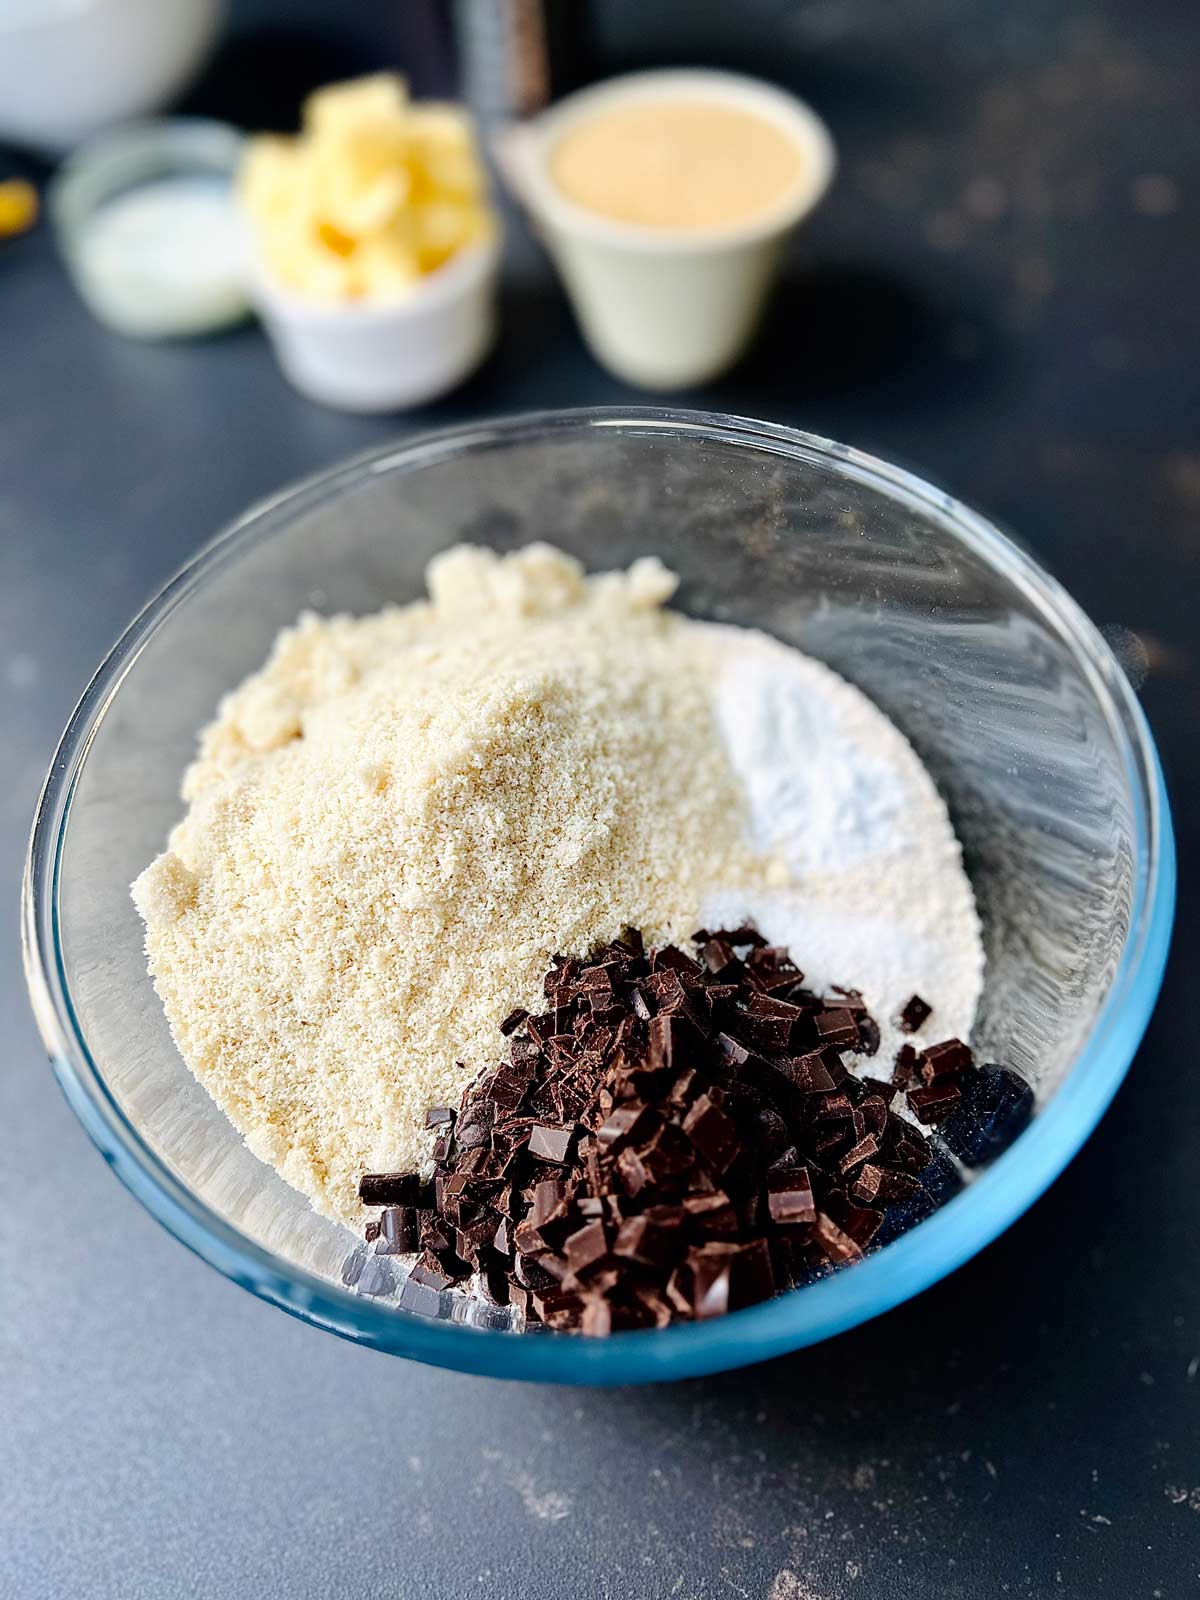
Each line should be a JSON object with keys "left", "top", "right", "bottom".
{"left": 23, "top": 409, "right": 1175, "bottom": 1384}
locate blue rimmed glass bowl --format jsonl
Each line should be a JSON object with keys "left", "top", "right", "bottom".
{"left": 22, "top": 409, "right": 1175, "bottom": 1384}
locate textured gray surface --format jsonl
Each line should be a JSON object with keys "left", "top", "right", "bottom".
{"left": 3, "top": 2, "right": 1199, "bottom": 1595}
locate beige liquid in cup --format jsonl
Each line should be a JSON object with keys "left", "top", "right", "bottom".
{"left": 549, "top": 98, "right": 808, "bottom": 231}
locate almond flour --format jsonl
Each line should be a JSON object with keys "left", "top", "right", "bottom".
{"left": 133, "top": 543, "right": 983, "bottom": 1228}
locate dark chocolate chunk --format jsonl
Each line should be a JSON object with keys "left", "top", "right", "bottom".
{"left": 563, "top": 1220, "right": 610, "bottom": 1276}
{"left": 732, "top": 1238, "right": 775, "bottom": 1305}
{"left": 358, "top": 1172, "right": 424, "bottom": 1207}
{"left": 856, "top": 1015, "right": 881, "bottom": 1056}
{"left": 418, "top": 1210, "right": 453, "bottom": 1256}
{"left": 716, "top": 1030, "right": 752, "bottom": 1068}
{"left": 812, "top": 1212, "right": 863, "bottom": 1264}
{"left": 859, "top": 1095, "right": 889, "bottom": 1137}
{"left": 665, "top": 1268, "right": 694, "bottom": 1318}
{"left": 839, "top": 1133, "right": 881, "bottom": 1174}
{"left": 766, "top": 1168, "right": 816, "bottom": 1226}
{"left": 397, "top": 1262, "right": 445, "bottom": 1315}
{"left": 639, "top": 1121, "right": 695, "bottom": 1179}
{"left": 682, "top": 1094, "right": 740, "bottom": 1174}
{"left": 528, "top": 1124, "right": 574, "bottom": 1164}
{"left": 919, "top": 1038, "right": 973, "bottom": 1082}
{"left": 712, "top": 925, "right": 768, "bottom": 950}
{"left": 424, "top": 1106, "right": 455, "bottom": 1130}
{"left": 907, "top": 1079, "right": 964, "bottom": 1124}
{"left": 892, "top": 1043, "right": 919, "bottom": 1090}
{"left": 597, "top": 1102, "right": 660, "bottom": 1150}
{"left": 748, "top": 1105, "right": 791, "bottom": 1161}
{"left": 825, "top": 1192, "right": 884, "bottom": 1248}
{"left": 513, "top": 1253, "right": 560, "bottom": 1293}
{"left": 377, "top": 1205, "right": 420, "bottom": 1254}
{"left": 647, "top": 1012, "right": 702, "bottom": 1071}
{"left": 651, "top": 944, "right": 704, "bottom": 980}
{"left": 700, "top": 937, "right": 739, "bottom": 979}
{"left": 781, "top": 1052, "right": 840, "bottom": 1094}
{"left": 813, "top": 1008, "right": 861, "bottom": 1049}
{"left": 848, "top": 1163, "right": 885, "bottom": 1205}
{"left": 682, "top": 1191, "right": 740, "bottom": 1236}
{"left": 689, "top": 1245, "right": 734, "bottom": 1319}
{"left": 615, "top": 1147, "right": 649, "bottom": 1198}
{"left": 613, "top": 1212, "right": 681, "bottom": 1270}
{"left": 898, "top": 994, "right": 932, "bottom": 1033}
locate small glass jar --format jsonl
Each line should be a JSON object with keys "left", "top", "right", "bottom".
{"left": 49, "top": 117, "right": 251, "bottom": 340}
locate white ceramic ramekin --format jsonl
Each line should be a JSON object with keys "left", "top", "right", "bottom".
{"left": 500, "top": 70, "right": 836, "bottom": 390}
{"left": 248, "top": 236, "right": 501, "bottom": 413}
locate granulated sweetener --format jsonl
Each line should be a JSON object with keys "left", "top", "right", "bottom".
{"left": 133, "top": 544, "right": 983, "bottom": 1226}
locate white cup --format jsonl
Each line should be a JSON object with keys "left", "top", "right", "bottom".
{"left": 499, "top": 69, "right": 836, "bottom": 390}
{"left": 248, "top": 237, "right": 500, "bottom": 413}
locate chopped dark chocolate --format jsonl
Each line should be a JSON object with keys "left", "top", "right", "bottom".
{"left": 355, "top": 927, "right": 1024, "bottom": 1333}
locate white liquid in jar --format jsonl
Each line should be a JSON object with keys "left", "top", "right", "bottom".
{"left": 75, "top": 177, "right": 249, "bottom": 338}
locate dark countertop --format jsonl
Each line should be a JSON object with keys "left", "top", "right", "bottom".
{"left": 2, "top": 3, "right": 1197, "bottom": 1596}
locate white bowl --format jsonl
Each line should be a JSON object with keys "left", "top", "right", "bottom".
{"left": 499, "top": 70, "right": 836, "bottom": 390}
{"left": 248, "top": 238, "right": 501, "bottom": 413}
{"left": 0, "top": 0, "right": 224, "bottom": 155}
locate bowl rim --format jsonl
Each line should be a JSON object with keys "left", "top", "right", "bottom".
{"left": 22, "top": 406, "right": 1176, "bottom": 1386}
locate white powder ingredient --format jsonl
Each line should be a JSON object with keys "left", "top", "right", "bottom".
{"left": 704, "top": 633, "right": 984, "bottom": 1069}
{"left": 133, "top": 543, "right": 983, "bottom": 1228}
